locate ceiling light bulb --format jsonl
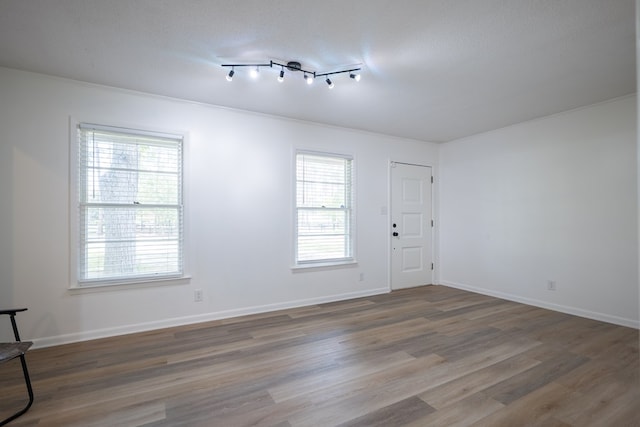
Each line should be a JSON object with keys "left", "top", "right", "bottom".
{"left": 278, "top": 69, "right": 285, "bottom": 82}
{"left": 226, "top": 69, "right": 235, "bottom": 82}
{"left": 305, "top": 74, "right": 313, "bottom": 85}
{"left": 326, "top": 78, "right": 334, "bottom": 89}
{"left": 350, "top": 72, "right": 361, "bottom": 82}
{"left": 250, "top": 67, "right": 259, "bottom": 79}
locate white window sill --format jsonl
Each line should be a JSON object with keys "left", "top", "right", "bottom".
{"left": 68, "top": 275, "right": 191, "bottom": 294}
{"left": 291, "top": 260, "right": 358, "bottom": 272}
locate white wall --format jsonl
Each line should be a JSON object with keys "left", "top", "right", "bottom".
{"left": 0, "top": 67, "right": 439, "bottom": 346}
{"left": 439, "top": 95, "right": 639, "bottom": 328}
{"left": 2, "top": 66, "right": 636, "bottom": 347}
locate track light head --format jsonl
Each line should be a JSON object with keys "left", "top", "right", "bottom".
{"left": 278, "top": 69, "right": 285, "bottom": 82}
{"left": 226, "top": 69, "right": 235, "bottom": 82}
{"left": 249, "top": 66, "right": 259, "bottom": 79}
{"left": 326, "top": 78, "right": 334, "bottom": 89}
{"left": 304, "top": 74, "right": 313, "bottom": 85}
{"left": 350, "top": 72, "right": 361, "bottom": 82}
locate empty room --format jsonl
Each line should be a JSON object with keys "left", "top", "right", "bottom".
{"left": 0, "top": 1, "right": 638, "bottom": 426}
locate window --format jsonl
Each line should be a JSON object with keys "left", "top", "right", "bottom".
{"left": 295, "top": 151, "right": 354, "bottom": 265}
{"left": 76, "top": 123, "right": 183, "bottom": 284}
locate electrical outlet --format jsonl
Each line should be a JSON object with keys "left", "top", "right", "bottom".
{"left": 547, "top": 280, "right": 556, "bottom": 291}
{"left": 194, "top": 289, "right": 203, "bottom": 302}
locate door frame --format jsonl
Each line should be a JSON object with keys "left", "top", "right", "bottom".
{"left": 388, "top": 160, "right": 436, "bottom": 291}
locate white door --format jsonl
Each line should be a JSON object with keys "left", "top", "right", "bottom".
{"left": 390, "top": 162, "right": 433, "bottom": 290}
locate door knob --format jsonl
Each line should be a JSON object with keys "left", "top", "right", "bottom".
{"left": 392, "top": 232, "right": 399, "bottom": 237}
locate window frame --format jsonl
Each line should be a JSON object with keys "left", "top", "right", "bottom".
{"left": 293, "top": 149, "right": 356, "bottom": 268}
{"left": 69, "top": 119, "right": 189, "bottom": 289}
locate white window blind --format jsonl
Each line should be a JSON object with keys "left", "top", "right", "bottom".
{"left": 296, "top": 152, "right": 354, "bottom": 264}
{"left": 77, "top": 124, "right": 183, "bottom": 283}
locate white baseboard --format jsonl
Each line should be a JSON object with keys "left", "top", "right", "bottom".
{"left": 439, "top": 280, "right": 639, "bottom": 329}
{"left": 33, "top": 287, "right": 390, "bottom": 348}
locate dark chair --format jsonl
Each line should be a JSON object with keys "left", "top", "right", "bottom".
{"left": 0, "top": 308, "right": 34, "bottom": 426}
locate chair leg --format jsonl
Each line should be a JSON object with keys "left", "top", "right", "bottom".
{"left": 0, "top": 354, "right": 34, "bottom": 426}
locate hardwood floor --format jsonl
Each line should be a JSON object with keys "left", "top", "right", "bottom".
{"left": 1, "top": 285, "right": 638, "bottom": 426}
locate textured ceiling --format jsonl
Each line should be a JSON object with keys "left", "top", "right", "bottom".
{"left": 0, "top": 0, "right": 635, "bottom": 142}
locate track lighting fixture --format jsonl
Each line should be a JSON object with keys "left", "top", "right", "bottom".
{"left": 221, "top": 60, "right": 362, "bottom": 88}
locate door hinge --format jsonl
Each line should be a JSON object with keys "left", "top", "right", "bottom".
{"left": 431, "top": 176, "right": 434, "bottom": 184}
{"left": 431, "top": 219, "right": 434, "bottom": 227}
{"left": 431, "top": 263, "right": 434, "bottom": 270}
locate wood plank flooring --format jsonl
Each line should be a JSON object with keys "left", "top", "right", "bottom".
{"left": 1, "top": 285, "right": 638, "bottom": 426}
